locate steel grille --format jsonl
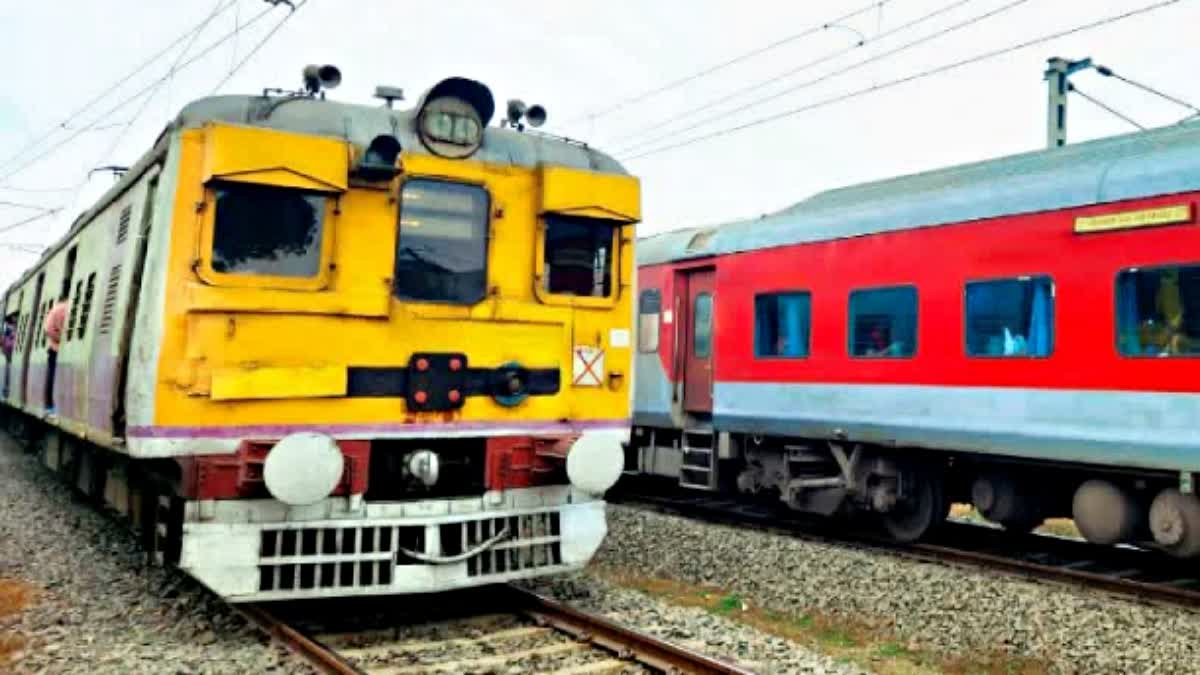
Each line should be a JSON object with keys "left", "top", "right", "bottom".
{"left": 255, "top": 511, "right": 564, "bottom": 593}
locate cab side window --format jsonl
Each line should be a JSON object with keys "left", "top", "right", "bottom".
{"left": 543, "top": 215, "right": 614, "bottom": 298}
{"left": 212, "top": 182, "right": 326, "bottom": 278}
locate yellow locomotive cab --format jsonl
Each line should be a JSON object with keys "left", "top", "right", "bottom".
{"left": 0, "top": 72, "right": 639, "bottom": 601}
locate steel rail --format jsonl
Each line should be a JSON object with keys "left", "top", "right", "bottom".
{"left": 612, "top": 488, "right": 1200, "bottom": 610}
{"left": 508, "top": 585, "right": 758, "bottom": 675}
{"left": 238, "top": 585, "right": 755, "bottom": 674}
{"left": 235, "top": 603, "right": 364, "bottom": 675}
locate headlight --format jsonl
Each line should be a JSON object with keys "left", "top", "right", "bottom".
{"left": 262, "top": 432, "right": 345, "bottom": 506}
{"left": 566, "top": 433, "right": 624, "bottom": 495}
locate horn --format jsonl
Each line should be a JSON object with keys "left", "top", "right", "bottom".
{"left": 525, "top": 104, "right": 547, "bottom": 128}
{"left": 506, "top": 99, "right": 528, "bottom": 125}
{"left": 303, "top": 64, "right": 342, "bottom": 93}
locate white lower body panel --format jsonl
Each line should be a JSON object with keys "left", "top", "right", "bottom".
{"left": 179, "top": 486, "right": 607, "bottom": 601}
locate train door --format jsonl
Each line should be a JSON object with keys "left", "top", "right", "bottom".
{"left": 19, "top": 272, "right": 44, "bottom": 407}
{"left": 679, "top": 268, "right": 715, "bottom": 413}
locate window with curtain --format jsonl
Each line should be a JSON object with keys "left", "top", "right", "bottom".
{"left": 965, "top": 276, "right": 1054, "bottom": 357}
{"left": 849, "top": 286, "right": 917, "bottom": 358}
{"left": 1117, "top": 264, "right": 1200, "bottom": 357}
{"left": 638, "top": 289, "right": 661, "bottom": 352}
{"left": 755, "top": 292, "right": 811, "bottom": 358}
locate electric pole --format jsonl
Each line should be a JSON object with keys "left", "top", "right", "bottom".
{"left": 1045, "top": 56, "right": 1093, "bottom": 149}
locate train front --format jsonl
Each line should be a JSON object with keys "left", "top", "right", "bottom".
{"left": 134, "top": 74, "right": 639, "bottom": 600}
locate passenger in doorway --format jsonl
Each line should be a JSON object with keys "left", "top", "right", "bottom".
{"left": 43, "top": 299, "right": 67, "bottom": 414}
{"left": 2, "top": 315, "right": 15, "bottom": 397}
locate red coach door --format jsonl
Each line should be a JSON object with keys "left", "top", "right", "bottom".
{"left": 681, "top": 268, "right": 715, "bottom": 413}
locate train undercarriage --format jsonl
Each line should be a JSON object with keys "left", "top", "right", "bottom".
{"left": 627, "top": 425, "right": 1200, "bottom": 557}
{"left": 0, "top": 408, "right": 612, "bottom": 601}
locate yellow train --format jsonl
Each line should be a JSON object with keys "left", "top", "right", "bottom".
{"left": 0, "top": 68, "right": 639, "bottom": 601}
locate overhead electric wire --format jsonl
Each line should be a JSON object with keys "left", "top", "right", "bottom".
{"left": 611, "top": 0, "right": 980, "bottom": 150}
{"left": 624, "top": 0, "right": 1186, "bottom": 161}
{"left": 0, "top": 200, "right": 58, "bottom": 212}
{"left": 618, "top": 0, "right": 1032, "bottom": 156}
{"left": 0, "top": 210, "right": 62, "bottom": 238}
{"left": 97, "top": 0, "right": 230, "bottom": 164}
{"left": 1095, "top": 66, "right": 1200, "bottom": 116}
{"left": 210, "top": 0, "right": 307, "bottom": 94}
{"left": 566, "top": 0, "right": 894, "bottom": 124}
{"left": 45, "top": 0, "right": 243, "bottom": 245}
{"left": 0, "top": 185, "right": 73, "bottom": 194}
{"left": 0, "top": 0, "right": 240, "bottom": 177}
{"left": 1069, "top": 83, "right": 1146, "bottom": 130}
{"left": 0, "top": 1, "right": 283, "bottom": 184}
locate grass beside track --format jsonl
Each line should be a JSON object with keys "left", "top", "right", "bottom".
{"left": 0, "top": 578, "right": 34, "bottom": 667}
{"left": 949, "top": 504, "right": 1082, "bottom": 540}
{"left": 592, "top": 566, "right": 1052, "bottom": 675}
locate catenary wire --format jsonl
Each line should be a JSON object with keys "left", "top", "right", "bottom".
{"left": 611, "top": 0, "right": 981, "bottom": 150}
{"left": 1069, "top": 83, "right": 1146, "bottom": 130}
{"left": 0, "top": 210, "right": 63, "bottom": 238}
{"left": 618, "top": 0, "right": 1032, "bottom": 155}
{"left": 0, "top": 0, "right": 240, "bottom": 176}
{"left": 210, "top": 0, "right": 307, "bottom": 94}
{"left": 0, "top": 1, "right": 283, "bottom": 184}
{"left": 0, "top": 201, "right": 58, "bottom": 212}
{"left": 57, "top": 0, "right": 235, "bottom": 224}
{"left": 566, "top": 0, "right": 894, "bottom": 124}
{"left": 1096, "top": 66, "right": 1200, "bottom": 115}
{"left": 624, "top": 0, "right": 1186, "bottom": 160}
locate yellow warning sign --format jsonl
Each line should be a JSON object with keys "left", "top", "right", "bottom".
{"left": 1074, "top": 204, "right": 1193, "bottom": 234}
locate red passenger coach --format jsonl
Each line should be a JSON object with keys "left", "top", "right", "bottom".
{"left": 630, "top": 121, "right": 1200, "bottom": 554}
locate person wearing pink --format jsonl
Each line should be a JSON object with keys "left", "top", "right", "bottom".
{"left": 43, "top": 299, "right": 67, "bottom": 412}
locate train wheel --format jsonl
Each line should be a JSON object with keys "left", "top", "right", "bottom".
{"left": 882, "top": 467, "right": 947, "bottom": 543}
{"left": 1149, "top": 489, "right": 1200, "bottom": 558}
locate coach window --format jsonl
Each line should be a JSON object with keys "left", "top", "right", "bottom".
{"left": 1117, "top": 263, "right": 1200, "bottom": 357}
{"left": 638, "top": 289, "right": 661, "bottom": 352}
{"left": 395, "top": 179, "right": 489, "bottom": 304}
{"left": 755, "top": 292, "right": 811, "bottom": 358}
{"left": 543, "top": 215, "right": 615, "bottom": 298}
{"left": 211, "top": 183, "right": 327, "bottom": 278}
{"left": 965, "top": 276, "right": 1054, "bottom": 357}
{"left": 849, "top": 286, "right": 917, "bottom": 358}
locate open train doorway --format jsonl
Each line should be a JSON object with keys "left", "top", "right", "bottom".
{"left": 19, "top": 272, "right": 44, "bottom": 407}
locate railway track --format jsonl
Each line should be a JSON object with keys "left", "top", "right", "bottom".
{"left": 610, "top": 482, "right": 1200, "bottom": 610}
{"left": 237, "top": 584, "right": 754, "bottom": 675}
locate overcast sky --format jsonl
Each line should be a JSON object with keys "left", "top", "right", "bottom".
{"left": 1, "top": 0, "right": 1198, "bottom": 290}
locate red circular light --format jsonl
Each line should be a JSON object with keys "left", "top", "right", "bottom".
{"left": 416, "top": 358, "right": 429, "bottom": 371}
{"left": 449, "top": 358, "right": 462, "bottom": 371}
{"left": 448, "top": 389, "right": 461, "bottom": 403}
{"left": 414, "top": 391, "right": 428, "bottom": 404}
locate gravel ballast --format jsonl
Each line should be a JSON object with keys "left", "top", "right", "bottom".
{"left": 581, "top": 504, "right": 1200, "bottom": 673}
{"left": 524, "top": 574, "right": 868, "bottom": 674}
{"left": 0, "top": 434, "right": 313, "bottom": 674}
